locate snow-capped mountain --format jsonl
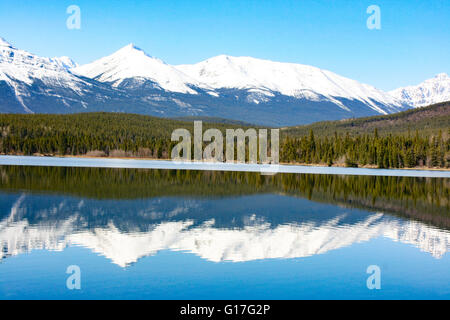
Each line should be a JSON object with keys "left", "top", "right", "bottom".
{"left": 177, "top": 55, "right": 404, "bottom": 114}
{"left": 0, "top": 37, "right": 87, "bottom": 113}
{"left": 0, "top": 37, "right": 76, "bottom": 88}
{"left": 73, "top": 45, "right": 407, "bottom": 116}
{"left": 70, "top": 44, "right": 412, "bottom": 124}
{"left": 73, "top": 44, "right": 204, "bottom": 94}
{"left": 0, "top": 36, "right": 414, "bottom": 125}
{"left": 390, "top": 73, "right": 450, "bottom": 107}
{"left": 0, "top": 37, "right": 142, "bottom": 114}
{"left": 51, "top": 56, "right": 78, "bottom": 70}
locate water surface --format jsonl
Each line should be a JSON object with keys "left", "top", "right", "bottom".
{"left": 0, "top": 166, "right": 449, "bottom": 299}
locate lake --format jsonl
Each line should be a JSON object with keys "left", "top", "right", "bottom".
{"left": 0, "top": 165, "right": 449, "bottom": 299}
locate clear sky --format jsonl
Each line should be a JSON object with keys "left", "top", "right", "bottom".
{"left": 0, "top": 0, "right": 448, "bottom": 91}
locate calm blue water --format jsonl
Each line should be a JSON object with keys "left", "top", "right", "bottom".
{"left": 0, "top": 166, "right": 449, "bottom": 299}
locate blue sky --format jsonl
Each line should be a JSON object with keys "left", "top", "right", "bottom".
{"left": 0, "top": 0, "right": 448, "bottom": 91}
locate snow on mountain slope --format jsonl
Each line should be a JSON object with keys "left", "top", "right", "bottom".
{"left": 0, "top": 36, "right": 414, "bottom": 124}
{"left": 52, "top": 56, "right": 78, "bottom": 70}
{"left": 73, "top": 44, "right": 407, "bottom": 115}
{"left": 177, "top": 55, "right": 405, "bottom": 114}
{"left": 0, "top": 37, "right": 92, "bottom": 113}
{"left": 1, "top": 199, "right": 448, "bottom": 267}
{"left": 0, "top": 37, "right": 82, "bottom": 87}
{"left": 389, "top": 73, "right": 450, "bottom": 107}
{"left": 73, "top": 44, "right": 204, "bottom": 94}
{"left": 1, "top": 193, "right": 449, "bottom": 268}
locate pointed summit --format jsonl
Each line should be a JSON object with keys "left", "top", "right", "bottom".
{"left": 111, "top": 43, "right": 160, "bottom": 63}
{"left": 0, "top": 37, "right": 13, "bottom": 48}
{"left": 73, "top": 43, "right": 201, "bottom": 94}
{"left": 117, "top": 43, "right": 144, "bottom": 53}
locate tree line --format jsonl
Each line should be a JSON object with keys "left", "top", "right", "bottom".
{"left": 281, "top": 128, "right": 450, "bottom": 168}
{"left": 0, "top": 113, "right": 449, "bottom": 168}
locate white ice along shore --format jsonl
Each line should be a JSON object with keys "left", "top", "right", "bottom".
{"left": 0, "top": 156, "right": 449, "bottom": 178}
{"left": 1, "top": 194, "right": 449, "bottom": 267}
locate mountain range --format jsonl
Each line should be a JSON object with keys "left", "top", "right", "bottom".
{"left": 1, "top": 193, "right": 448, "bottom": 267}
{"left": 1, "top": 37, "right": 449, "bottom": 126}
{"left": 389, "top": 73, "right": 450, "bottom": 107}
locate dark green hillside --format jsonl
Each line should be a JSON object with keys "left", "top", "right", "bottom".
{"left": 283, "top": 101, "right": 450, "bottom": 137}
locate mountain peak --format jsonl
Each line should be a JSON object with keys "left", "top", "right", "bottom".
{"left": 0, "top": 37, "right": 13, "bottom": 48}
{"left": 115, "top": 43, "right": 149, "bottom": 56}
{"left": 434, "top": 73, "right": 449, "bottom": 80}
{"left": 390, "top": 73, "right": 450, "bottom": 107}
{"left": 212, "top": 54, "right": 233, "bottom": 60}
{"left": 73, "top": 43, "right": 200, "bottom": 94}
{"left": 120, "top": 43, "right": 142, "bottom": 51}
{"left": 109, "top": 43, "right": 162, "bottom": 63}
{"left": 51, "top": 56, "right": 78, "bottom": 70}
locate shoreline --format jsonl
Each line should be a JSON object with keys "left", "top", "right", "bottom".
{"left": 1, "top": 153, "right": 449, "bottom": 172}
{"left": 1, "top": 155, "right": 449, "bottom": 178}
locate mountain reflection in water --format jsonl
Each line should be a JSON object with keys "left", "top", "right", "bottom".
{"left": 0, "top": 166, "right": 448, "bottom": 267}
